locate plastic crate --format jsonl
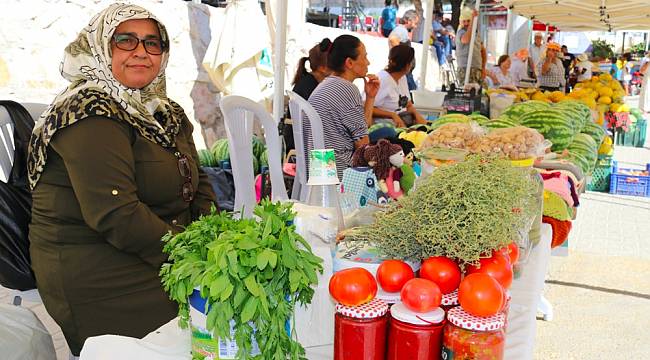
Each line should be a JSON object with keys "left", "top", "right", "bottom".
{"left": 587, "top": 156, "right": 612, "bottom": 192}
{"left": 442, "top": 83, "right": 483, "bottom": 115}
{"left": 609, "top": 161, "right": 650, "bottom": 197}
{"left": 614, "top": 118, "right": 647, "bottom": 147}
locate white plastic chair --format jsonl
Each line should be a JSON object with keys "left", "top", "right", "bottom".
{"left": 0, "top": 102, "right": 47, "bottom": 182}
{"left": 287, "top": 90, "right": 325, "bottom": 202}
{"left": 219, "top": 95, "right": 288, "bottom": 218}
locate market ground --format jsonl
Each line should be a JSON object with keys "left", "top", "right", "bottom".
{"left": 2, "top": 114, "right": 650, "bottom": 360}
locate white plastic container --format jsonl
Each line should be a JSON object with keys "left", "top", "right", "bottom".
{"left": 411, "top": 90, "right": 446, "bottom": 108}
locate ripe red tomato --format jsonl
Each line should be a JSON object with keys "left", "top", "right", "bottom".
{"left": 400, "top": 278, "right": 442, "bottom": 313}
{"left": 458, "top": 273, "right": 504, "bottom": 317}
{"left": 419, "top": 256, "right": 462, "bottom": 294}
{"left": 507, "top": 242, "right": 520, "bottom": 265}
{"left": 376, "top": 260, "right": 415, "bottom": 293}
{"left": 466, "top": 252, "right": 513, "bottom": 289}
{"left": 329, "top": 268, "right": 377, "bottom": 306}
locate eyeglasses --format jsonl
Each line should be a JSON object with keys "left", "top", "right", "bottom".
{"left": 175, "top": 152, "right": 194, "bottom": 202}
{"left": 112, "top": 33, "right": 167, "bottom": 55}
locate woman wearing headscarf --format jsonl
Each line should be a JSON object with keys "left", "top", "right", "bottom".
{"left": 510, "top": 48, "right": 535, "bottom": 86}
{"left": 305, "top": 34, "right": 380, "bottom": 180}
{"left": 537, "top": 42, "right": 566, "bottom": 92}
{"left": 27, "top": 3, "right": 216, "bottom": 355}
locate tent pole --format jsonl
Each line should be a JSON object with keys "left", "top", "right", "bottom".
{"left": 505, "top": 8, "right": 512, "bottom": 54}
{"left": 419, "top": 0, "right": 434, "bottom": 89}
{"left": 272, "top": 0, "right": 288, "bottom": 125}
{"left": 464, "top": 0, "right": 482, "bottom": 86}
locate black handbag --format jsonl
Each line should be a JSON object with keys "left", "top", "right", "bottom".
{"left": 0, "top": 100, "right": 36, "bottom": 290}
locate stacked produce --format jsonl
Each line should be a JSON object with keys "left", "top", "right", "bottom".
{"left": 200, "top": 137, "right": 268, "bottom": 174}
{"left": 420, "top": 122, "right": 547, "bottom": 161}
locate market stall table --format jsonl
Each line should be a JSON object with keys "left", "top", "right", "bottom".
{"left": 79, "top": 224, "right": 552, "bottom": 360}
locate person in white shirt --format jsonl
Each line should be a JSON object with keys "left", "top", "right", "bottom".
{"left": 639, "top": 52, "right": 650, "bottom": 113}
{"left": 488, "top": 55, "right": 516, "bottom": 89}
{"left": 372, "top": 44, "right": 427, "bottom": 127}
{"left": 509, "top": 48, "right": 534, "bottom": 86}
{"left": 575, "top": 53, "right": 593, "bottom": 82}
{"left": 529, "top": 33, "right": 546, "bottom": 72}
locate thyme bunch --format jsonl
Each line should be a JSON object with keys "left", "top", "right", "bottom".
{"left": 345, "top": 156, "right": 538, "bottom": 266}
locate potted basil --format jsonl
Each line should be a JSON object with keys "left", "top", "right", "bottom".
{"left": 160, "top": 200, "right": 323, "bottom": 359}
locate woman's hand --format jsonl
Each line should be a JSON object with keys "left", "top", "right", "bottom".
{"left": 392, "top": 113, "right": 407, "bottom": 128}
{"left": 364, "top": 74, "right": 380, "bottom": 99}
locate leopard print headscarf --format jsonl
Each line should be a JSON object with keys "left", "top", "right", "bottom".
{"left": 27, "top": 3, "right": 180, "bottom": 189}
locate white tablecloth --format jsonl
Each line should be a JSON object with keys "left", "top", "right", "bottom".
{"left": 81, "top": 224, "right": 552, "bottom": 360}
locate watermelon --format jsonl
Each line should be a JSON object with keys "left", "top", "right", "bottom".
{"left": 211, "top": 138, "right": 230, "bottom": 163}
{"left": 565, "top": 151, "right": 590, "bottom": 175}
{"left": 252, "top": 136, "right": 265, "bottom": 160}
{"left": 430, "top": 114, "right": 470, "bottom": 130}
{"left": 469, "top": 113, "right": 490, "bottom": 125}
{"left": 567, "top": 134, "right": 598, "bottom": 173}
{"left": 259, "top": 149, "right": 268, "bottom": 168}
{"left": 581, "top": 122, "right": 607, "bottom": 146}
{"left": 519, "top": 109, "right": 576, "bottom": 152}
{"left": 485, "top": 118, "right": 517, "bottom": 129}
{"left": 501, "top": 101, "right": 551, "bottom": 124}
{"left": 368, "top": 122, "right": 395, "bottom": 134}
{"left": 555, "top": 100, "right": 591, "bottom": 132}
{"left": 197, "top": 149, "right": 217, "bottom": 167}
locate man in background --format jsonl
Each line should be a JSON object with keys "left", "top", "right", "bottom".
{"left": 529, "top": 33, "right": 546, "bottom": 72}
{"left": 455, "top": 8, "right": 487, "bottom": 86}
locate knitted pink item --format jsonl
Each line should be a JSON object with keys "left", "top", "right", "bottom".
{"left": 543, "top": 173, "right": 575, "bottom": 207}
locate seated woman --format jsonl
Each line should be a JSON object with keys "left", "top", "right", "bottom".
{"left": 306, "top": 34, "right": 380, "bottom": 179}
{"left": 292, "top": 39, "right": 331, "bottom": 101}
{"left": 488, "top": 54, "right": 516, "bottom": 89}
{"left": 372, "top": 44, "right": 427, "bottom": 128}
{"left": 27, "top": 4, "right": 216, "bottom": 355}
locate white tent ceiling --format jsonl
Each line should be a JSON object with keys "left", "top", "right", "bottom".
{"left": 499, "top": 0, "right": 650, "bottom": 31}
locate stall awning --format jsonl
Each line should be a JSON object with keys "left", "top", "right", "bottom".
{"left": 499, "top": 0, "right": 650, "bottom": 31}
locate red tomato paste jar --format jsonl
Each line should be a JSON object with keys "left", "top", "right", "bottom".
{"left": 334, "top": 298, "right": 389, "bottom": 360}
{"left": 441, "top": 289, "right": 459, "bottom": 313}
{"left": 387, "top": 302, "right": 445, "bottom": 360}
{"left": 442, "top": 307, "right": 505, "bottom": 360}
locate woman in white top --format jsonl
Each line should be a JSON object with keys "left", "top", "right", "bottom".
{"left": 574, "top": 53, "right": 593, "bottom": 82}
{"left": 639, "top": 51, "right": 650, "bottom": 113}
{"left": 372, "top": 44, "right": 426, "bottom": 127}
{"left": 488, "top": 55, "right": 516, "bottom": 89}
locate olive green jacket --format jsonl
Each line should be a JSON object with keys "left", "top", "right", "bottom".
{"left": 29, "top": 114, "right": 215, "bottom": 354}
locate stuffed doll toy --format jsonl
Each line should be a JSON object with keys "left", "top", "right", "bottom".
{"left": 352, "top": 139, "right": 405, "bottom": 200}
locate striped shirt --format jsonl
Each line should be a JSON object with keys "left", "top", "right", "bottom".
{"left": 305, "top": 76, "right": 368, "bottom": 180}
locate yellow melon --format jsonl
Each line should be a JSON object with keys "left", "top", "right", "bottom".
{"left": 599, "top": 73, "right": 613, "bottom": 82}
{"left": 598, "top": 96, "right": 612, "bottom": 105}
{"left": 598, "top": 87, "right": 614, "bottom": 97}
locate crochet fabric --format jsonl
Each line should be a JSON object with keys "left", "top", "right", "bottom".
{"left": 542, "top": 216, "right": 572, "bottom": 248}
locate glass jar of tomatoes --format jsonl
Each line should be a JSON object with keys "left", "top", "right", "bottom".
{"left": 386, "top": 302, "right": 445, "bottom": 360}
{"left": 334, "top": 298, "right": 388, "bottom": 360}
{"left": 442, "top": 307, "right": 505, "bottom": 360}
{"left": 441, "top": 289, "right": 459, "bottom": 313}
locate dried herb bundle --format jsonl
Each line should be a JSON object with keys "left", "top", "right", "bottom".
{"left": 345, "top": 156, "right": 537, "bottom": 266}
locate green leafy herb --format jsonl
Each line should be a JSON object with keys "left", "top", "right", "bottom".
{"left": 345, "top": 155, "right": 538, "bottom": 267}
{"left": 160, "top": 200, "right": 323, "bottom": 360}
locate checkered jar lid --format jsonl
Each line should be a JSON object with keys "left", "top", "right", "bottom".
{"left": 336, "top": 298, "right": 389, "bottom": 319}
{"left": 447, "top": 307, "right": 505, "bottom": 331}
{"left": 441, "top": 289, "right": 459, "bottom": 306}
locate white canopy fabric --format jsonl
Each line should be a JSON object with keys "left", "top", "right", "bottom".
{"left": 202, "top": 0, "right": 273, "bottom": 103}
{"left": 500, "top": 0, "right": 650, "bottom": 31}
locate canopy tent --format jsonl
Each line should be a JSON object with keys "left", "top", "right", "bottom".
{"left": 500, "top": 0, "right": 650, "bottom": 31}
{"left": 508, "top": 0, "right": 650, "bottom": 31}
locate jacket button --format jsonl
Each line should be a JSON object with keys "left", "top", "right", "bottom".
{"left": 111, "top": 189, "right": 118, "bottom": 196}
{"left": 172, "top": 219, "right": 178, "bottom": 225}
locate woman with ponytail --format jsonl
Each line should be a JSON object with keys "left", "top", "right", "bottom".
{"left": 292, "top": 38, "right": 332, "bottom": 101}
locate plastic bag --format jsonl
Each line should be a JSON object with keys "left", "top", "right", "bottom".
{"left": 472, "top": 126, "right": 550, "bottom": 160}
{"left": 0, "top": 100, "right": 36, "bottom": 291}
{"left": 201, "top": 167, "right": 235, "bottom": 212}
{"left": 420, "top": 121, "right": 486, "bottom": 150}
